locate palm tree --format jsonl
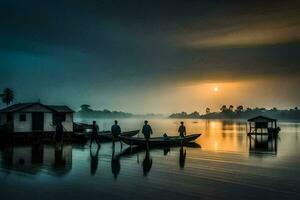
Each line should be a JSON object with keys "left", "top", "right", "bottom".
{"left": 220, "top": 105, "right": 227, "bottom": 112}
{"left": 205, "top": 107, "right": 210, "bottom": 114}
{"left": 236, "top": 105, "right": 244, "bottom": 113}
{"left": 1, "top": 88, "right": 14, "bottom": 106}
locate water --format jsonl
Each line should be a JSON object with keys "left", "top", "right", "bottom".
{"left": 1, "top": 119, "right": 300, "bottom": 200}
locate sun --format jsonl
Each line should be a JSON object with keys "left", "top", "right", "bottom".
{"left": 213, "top": 87, "right": 219, "bottom": 92}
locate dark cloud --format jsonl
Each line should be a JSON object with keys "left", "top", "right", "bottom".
{"left": 0, "top": 0, "right": 299, "bottom": 111}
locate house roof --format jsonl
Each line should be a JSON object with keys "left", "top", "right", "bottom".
{"left": 0, "top": 103, "right": 74, "bottom": 113}
{"left": 247, "top": 115, "right": 277, "bottom": 122}
{"left": 47, "top": 105, "right": 74, "bottom": 113}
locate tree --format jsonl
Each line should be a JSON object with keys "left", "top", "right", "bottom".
{"left": 271, "top": 107, "right": 278, "bottom": 111}
{"left": 1, "top": 88, "right": 14, "bottom": 106}
{"left": 206, "top": 107, "right": 210, "bottom": 114}
{"left": 229, "top": 105, "right": 234, "bottom": 112}
{"left": 220, "top": 105, "right": 227, "bottom": 112}
{"left": 189, "top": 111, "right": 201, "bottom": 118}
{"left": 80, "top": 104, "right": 92, "bottom": 112}
{"left": 236, "top": 105, "right": 244, "bottom": 113}
{"left": 295, "top": 107, "right": 298, "bottom": 111}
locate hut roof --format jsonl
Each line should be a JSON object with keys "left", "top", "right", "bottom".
{"left": 247, "top": 115, "right": 277, "bottom": 122}
{"left": 0, "top": 103, "right": 74, "bottom": 113}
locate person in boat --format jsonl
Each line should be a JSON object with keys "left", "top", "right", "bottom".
{"left": 90, "top": 121, "right": 100, "bottom": 147}
{"left": 163, "top": 133, "right": 169, "bottom": 140}
{"left": 111, "top": 120, "right": 122, "bottom": 143}
{"left": 142, "top": 120, "right": 153, "bottom": 149}
{"left": 55, "top": 120, "right": 64, "bottom": 145}
{"left": 178, "top": 121, "right": 186, "bottom": 137}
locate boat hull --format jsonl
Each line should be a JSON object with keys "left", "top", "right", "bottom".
{"left": 119, "top": 133, "right": 201, "bottom": 147}
{"left": 98, "top": 130, "right": 140, "bottom": 142}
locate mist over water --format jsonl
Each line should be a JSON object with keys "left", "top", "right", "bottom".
{"left": 1, "top": 119, "right": 300, "bottom": 200}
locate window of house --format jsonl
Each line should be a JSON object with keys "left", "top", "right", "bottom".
{"left": 19, "top": 114, "right": 26, "bottom": 121}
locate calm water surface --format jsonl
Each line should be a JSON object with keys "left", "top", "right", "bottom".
{"left": 1, "top": 119, "right": 300, "bottom": 200}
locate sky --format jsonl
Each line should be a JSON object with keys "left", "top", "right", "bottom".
{"left": 0, "top": 0, "right": 299, "bottom": 114}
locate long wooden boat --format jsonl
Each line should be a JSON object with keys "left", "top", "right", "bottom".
{"left": 98, "top": 130, "right": 140, "bottom": 142}
{"left": 119, "top": 133, "right": 201, "bottom": 147}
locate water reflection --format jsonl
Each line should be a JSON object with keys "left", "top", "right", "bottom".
{"left": 142, "top": 149, "right": 152, "bottom": 176}
{"left": 90, "top": 146, "right": 100, "bottom": 176}
{"left": 111, "top": 144, "right": 121, "bottom": 179}
{"left": 201, "top": 119, "right": 247, "bottom": 152}
{"left": 32, "top": 143, "right": 44, "bottom": 164}
{"left": 163, "top": 147, "right": 170, "bottom": 155}
{"left": 179, "top": 145, "right": 186, "bottom": 169}
{"left": 248, "top": 135, "right": 278, "bottom": 156}
{"left": 0, "top": 144, "right": 72, "bottom": 176}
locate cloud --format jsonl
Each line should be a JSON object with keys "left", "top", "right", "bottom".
{"left": 177, "top": 1, "right": 300, "bottom": 48}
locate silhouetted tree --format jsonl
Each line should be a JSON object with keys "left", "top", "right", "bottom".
{"left": 220, "top": 105, "right": 227, "bottom": 112}
{"left": 80, "top": 104, "right": 92, "bottom": 112}
{"left": 229, "top": 105, "right": 234, "bottom": 112}
{"left": 236, "top": 105, "right": 244, "bottom": 113}
{"left": 1, "top": 88, "right": 14, "bottom": 106}
{"left": 271, "top": 107, "right": 278, "bottom": 111}
{"left": 295, "top": 107, "right": 298, "bottom": 111}
{"left": 206, "top": 107, "right": 210, "bottom": 114}
{"left": 188, "top": 111, "right": 200, "bottom": 118}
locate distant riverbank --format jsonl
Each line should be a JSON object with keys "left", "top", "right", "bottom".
{"left": 75, "top": 104, "right": 164, "bottom": 119}
{"left": 169, "top": 106, "right": 300, "bottom": 120}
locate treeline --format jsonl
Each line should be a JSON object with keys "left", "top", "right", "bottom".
{"left": 169, "top": 105, "right": 300, "bottom": 120}
{"left": 76, "top": 104, "right": 133, "bottom": 118}
{"left": 76, "top": 104, "right": 163, "bottom": 118}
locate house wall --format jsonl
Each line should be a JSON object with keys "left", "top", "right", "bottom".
{"left": 44, "top": 113, "right": 55, "bottom": 132}
{"left": 62, "top": 113, "right": 73, "bottom": 132}
{"left": 13, "top": 113, "right": 32, "bottom": 132}
{"left": 13, "top": 112, "right": 73, "bottom": 133}
{"left": 0, "top": 113, "right": 6, "bottom": 125}
{"left": 13, "top": 112, "right": 53, "bottom": 132}
{"left": 43, "top": 113, "right": 73, "bottom": 132}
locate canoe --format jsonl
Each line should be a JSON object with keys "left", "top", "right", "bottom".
{"left": 119, "top": 133, "right": 201, "bottom": 147}
{"left": 98, "top": 130, "right": 140, "bottom": 142}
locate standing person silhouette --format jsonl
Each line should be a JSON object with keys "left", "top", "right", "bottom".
{"left": 178, "top": 121, "right": 186, "bottom": 137}
{"left": 142, "top": 120, "right": 153, "bottom": 150}
{"left": 111, "top": 120, "right": 122, "bottom": 146}
{"left": 90, "top": 121, "right": 100, "bottom": 147}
